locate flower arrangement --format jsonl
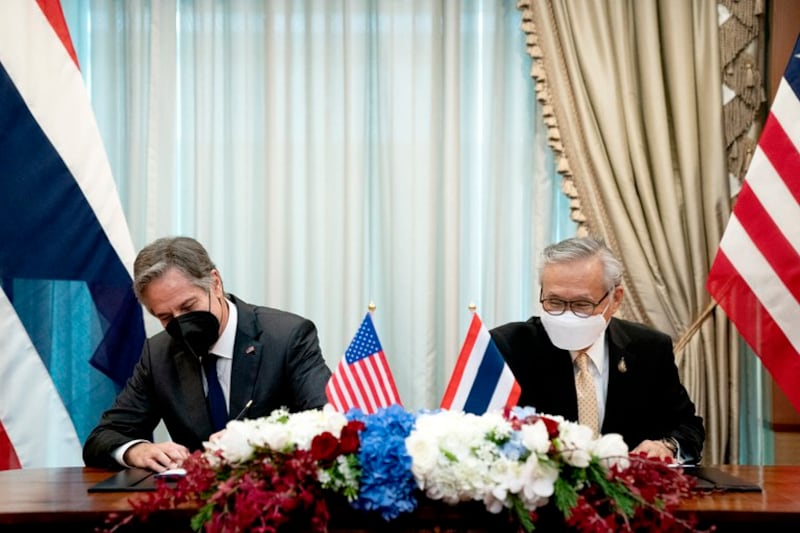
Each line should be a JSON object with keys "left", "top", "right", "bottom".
{"left": 109, "top": 405, "right": 702, "bottom": 532}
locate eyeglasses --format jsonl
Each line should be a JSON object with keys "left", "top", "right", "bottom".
{"left": 539, "top": 289, "right": 611, "bottom": 318}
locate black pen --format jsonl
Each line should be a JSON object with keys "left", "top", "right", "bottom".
{"left": 233, "top": 399, "right": 253, "bottom": 421}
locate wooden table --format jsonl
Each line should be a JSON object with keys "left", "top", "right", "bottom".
{"left": 678, "top": 465, "right": 800, "bottom": 531}
{"left": 1, "top": 465, "right": 799, "bottom": 531}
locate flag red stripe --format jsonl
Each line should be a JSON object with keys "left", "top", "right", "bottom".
{"left": 374, "top": 352, "right": 401, "bottom": 403}
{"left": 35, "top": 0, "right": 79, "bottom": 69}
{"left": 734, "top": 184, "right": 800, "bottom": 303}
{"left": 441, "top": 314, "right": 481, "bottom": 408}
{"left": 759, "top": 112, "right": 800, "bottom": 203}
{"left": 0, "top": 422, "right": 22, "bottom": 470}
{"left": 708, "top": 251, "right": 800, "bottom": 412}
{"left": 507, "top": 380, "right": 522, "bottom": 407}
{"left": 325, "top": 368, "right": 348, "bottom": 412}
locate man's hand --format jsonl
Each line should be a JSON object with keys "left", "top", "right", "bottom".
{"left": 208, "top": 429, "right": 226, "bottom": 443}
{"left": 631, "top": 439, "right": 675, "bottom": 462}
{"left": 123, "top": 441, "right": 191, "bottom": 472}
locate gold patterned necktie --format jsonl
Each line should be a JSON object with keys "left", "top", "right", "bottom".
{"left": 575, "top": 352, "right": 599, "bottom": 436}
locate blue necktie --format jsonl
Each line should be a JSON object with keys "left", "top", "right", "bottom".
{"left": 202, "top": 354, "right": 228, "bottom": 431}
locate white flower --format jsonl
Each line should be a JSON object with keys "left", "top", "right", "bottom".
{"left": 591, "top": 432, "right": 630, "bottom": 470}
{"left": 520, "top": 458, "right": 558, "bottom": 506}
{"left": 202, "top": 406, "right": 348, "bottom": 465}
{"left": 519, "top": 420, "right": 550, "bottom": 455}
{"left": 204, "top": 418, "right": 262, "bottom": 463}
{"left": 556, "top": 420, "right": 594, "bottom": 468}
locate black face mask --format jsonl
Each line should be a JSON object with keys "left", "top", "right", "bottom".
{"left": 165, "top": 310, "right": 220, "bottom": 358}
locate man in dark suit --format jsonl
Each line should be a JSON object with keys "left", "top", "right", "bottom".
{"left": 491, "top": 237, "right": 704, "bottom": 463}
{"left": 83, "top": 236, "right": 332, "bottom": 471}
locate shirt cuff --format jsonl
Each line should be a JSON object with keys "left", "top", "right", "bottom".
{"left": 112, "top": 439, "right": 149, "bottom": 467}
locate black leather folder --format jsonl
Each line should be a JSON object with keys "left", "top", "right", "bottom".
{"left": 683, "top": 466, "right": 762, "bottom": 492}
{"left": 87, "top": 468, "right": 157, "bottom": 492}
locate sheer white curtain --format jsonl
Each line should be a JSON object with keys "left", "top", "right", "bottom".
{"left": 63, "top": 0, "right": 573, "bottom": 410}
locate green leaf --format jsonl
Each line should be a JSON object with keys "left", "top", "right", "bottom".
{"left": 510, "top": 495, "right": 536, "bottom": 532}
{"left": 190, "top": 503, "right": 215, "bottom": 532}
{"left": 553, "top": 475, "right": 578, "bottom": 516}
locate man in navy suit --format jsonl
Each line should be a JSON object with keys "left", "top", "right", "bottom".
{"left": 491, "top": 237, "right": 704, "bottom": 463}
{"left": 83, "top": 236, "right": 331, "bottom": 471}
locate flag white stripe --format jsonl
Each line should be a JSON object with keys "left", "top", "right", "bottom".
{"left": 0, "top": 291, "right": 82, "bottom": 467}
{"left": 450, "top": 330, "right": 490, "bottom": 408}
{"left": 745, "top": 149, "right": 800, "bottom": 253}
{"left": 772, "top": 78, "right": 800, "bottom": 152}
{"left": 341, "top": 362, "right": 371, "bottom": 412}
{"left": 0, "top": 3, "right": 136, "bottom": 273}
{"left": 720, "top": 215, "right": 800, "bottom": 353}
{"left": 487, "top": 366, "right": 519, "bottom": 411}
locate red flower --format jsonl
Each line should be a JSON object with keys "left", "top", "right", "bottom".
{"left": 311, "top": 431, "right": 340, "bottom": 463}
{"left": 539, "top": 416, "right": 560, "bottom": 439}
{"left": 339, "top": 421, "right": 364, "bottom": 454}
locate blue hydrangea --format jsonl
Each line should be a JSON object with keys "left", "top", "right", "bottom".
{"left": 346, "top": 405, "right": 418, "bottom": 520}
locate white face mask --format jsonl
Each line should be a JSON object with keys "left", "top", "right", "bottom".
{"left": 540, "top": 308, "right": 609, "bottom": 351}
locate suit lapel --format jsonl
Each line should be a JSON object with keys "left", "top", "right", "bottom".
{"left": 602, "top": 319, "right": 631, "bottom": 433}
{"left": 229, "top": 297, "right": 264, "bottom": 419}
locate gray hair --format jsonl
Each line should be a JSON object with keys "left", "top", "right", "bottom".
{"left": 133, "top": 236, "right": 217, "bottom": 301}
{"left": 540, "top": 237, "right": 623, "bottom": 289}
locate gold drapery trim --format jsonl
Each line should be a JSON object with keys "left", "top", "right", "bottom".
{"left": 719, "top": 0, "right": 764, "bottom": 186}
{"left": 517, "top": 1, "right": 588, "bottom": 237}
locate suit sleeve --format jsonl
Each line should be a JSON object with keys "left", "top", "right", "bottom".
{"left": 652, "top": 336, "right": 705, "bottom": 463}
{"left": 285, "top": 319, "right": 332, "bottom": 411}
{"left": 82, "top": 341, "right": 161, "bottom": 468}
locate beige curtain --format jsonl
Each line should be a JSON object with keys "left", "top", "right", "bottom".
{"left": 517, "top": 0, "right": 741, "bottom": 464}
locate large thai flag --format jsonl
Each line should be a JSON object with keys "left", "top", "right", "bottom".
{"left": 0, "top": 1, "right": 144, "bottom": 469}
{"left": 707, "top": 34, "right": 800, "bottom": 412}
{"left": 441, "top": 312, "right": 521, "bottom": 414}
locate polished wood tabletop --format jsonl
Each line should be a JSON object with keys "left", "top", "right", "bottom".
{"left": 1, "top": 465, "right": 799, "bottom": 531}
{"left": 677, "top": 465, "right": 800, "bottom": 530}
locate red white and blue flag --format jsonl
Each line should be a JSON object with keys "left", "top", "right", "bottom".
{"left": 441, "top": 312, "right": 520, "bottom": 414}
{"left": 326, "top": 312, "right": 402, "bottom": 414}
{"left": 0, "top": 1, "right": 144, "bottom": 469}
{"left": 707, "top": 34, "right": 800, "bottom": 412}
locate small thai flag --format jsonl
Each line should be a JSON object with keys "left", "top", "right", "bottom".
{"left": 441, "top": 312, "right": 521, "bottom": 414}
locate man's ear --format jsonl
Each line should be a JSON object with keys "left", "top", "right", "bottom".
{"left": 610, "top": 284, "right": 624, "bottom": 314}
{"left": 211, "top": 269, "right": 224, "bottom": 295}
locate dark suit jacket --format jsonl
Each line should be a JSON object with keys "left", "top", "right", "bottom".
{"left": 491, "top": 316, "right": 704, "bottom": 463}
{"left": 83, "top": 294, "right": 332, "bottom": 468}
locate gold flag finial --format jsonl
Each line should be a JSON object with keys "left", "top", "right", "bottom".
{"left": 468, "top": 302, "right": 477, "bottom": 312}
{"left": 368, "top": 301, "right": 376, "bottom": 312}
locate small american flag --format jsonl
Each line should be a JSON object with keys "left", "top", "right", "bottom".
{"left": 325, "top": 312, "right": 401, "bottom": 414}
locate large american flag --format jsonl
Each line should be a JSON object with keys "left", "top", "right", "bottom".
{"left": 325, "top": 312, "right": 401, "bottom": 414}
{"left": 440, "top": 312, "right": 520, "bottom": 414}
{"left": 707, "top": 34, "right": 800, "bottom": 412}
